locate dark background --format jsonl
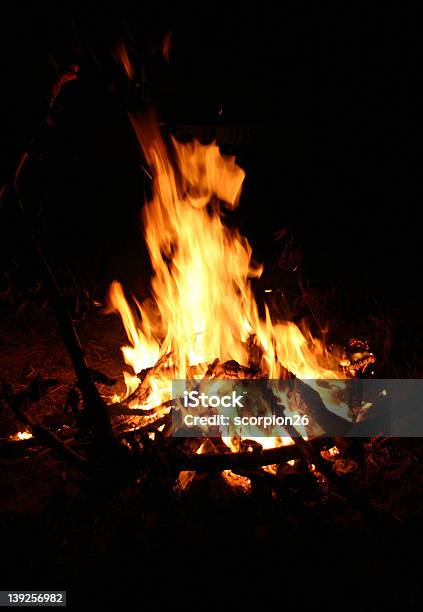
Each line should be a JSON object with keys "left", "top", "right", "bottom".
{"left": 0, "top": 3, "right": 421, "bottom": 354}
{"left": 1, "top": 7, "right": 423, "bottom": 606}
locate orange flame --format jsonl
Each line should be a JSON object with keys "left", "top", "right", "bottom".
{"left": 108, "top": 113, "right": 344, "bottom": 427}
{"left": 115, "top": 41, "right": 134, "bottom": 80}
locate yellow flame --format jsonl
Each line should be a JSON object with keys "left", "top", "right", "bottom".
{"left": 107, "top": 112, "right": 343, "bottom": 440}
{"left": 10, "top": 431, "right": 33, "bottom": 441}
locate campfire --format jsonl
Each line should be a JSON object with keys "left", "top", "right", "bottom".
{"left": 60, "top": 108, "right": 385, "bottom": 499}
{"left": 1, "top": 70, "right": 389, "bottom": 501}
{"left": 2, "top": 9, "right": 422, "bottom": 607}
{"left": 108, "top": 112, "right": 345, "bottom": 395}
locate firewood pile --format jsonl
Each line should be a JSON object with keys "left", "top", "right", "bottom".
{"left": 0, "top": 328, "right": 402, "bottom": 532}
{"left": 0, "top": 66, "right": 411, "bottom": 536}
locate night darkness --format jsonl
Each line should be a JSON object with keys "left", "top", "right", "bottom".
{"left": 1, "top": 3, "right": 423, "bottom": 608}
{"left": 1, "top": 5, "right": 420, "bottom": 300}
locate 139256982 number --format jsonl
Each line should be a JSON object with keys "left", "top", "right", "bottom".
{"left": 4, "top": 592, "right": 65, "bottom": 606}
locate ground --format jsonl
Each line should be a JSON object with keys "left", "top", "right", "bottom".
{"left": 1, "top": 305, "right": 423, "bottom": 608}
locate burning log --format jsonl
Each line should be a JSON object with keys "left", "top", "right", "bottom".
{"left": 116, "top": 355, "right": 351, "bottom": 438}
{"left": 0, "top": 63, "right": 398, "bottom": 536}
{"left": 123, "top": 358, "right": 260, "bottom": 408}
{"left": 269, "top": 360, "right": 352, "bottom": 436}
{"left": 125, "top": 352, "right": 174, "bottom": 406}
{"left": 133, "top": 436, "right": 333, "bottom": 472}
{"left": 261, "top": 383, "right": 347, "bottom": 476}
{"left": 260, "top": 384, "right": 402, "bottom": 524}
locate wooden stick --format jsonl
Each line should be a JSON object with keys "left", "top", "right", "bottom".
{"left": 7, "top": 399, "right": 85, "bottom": 464}
{"left": 261, "top": 384, "right": 402, "bottom": 523}
{"left": 0, "top": 428, "right": 78, "bottom": 457}
{"left": 134, "top": 436, "right": 332, "bottom": 471}
{"left": 7, "top": 67, "right": 113, "bottom": 440}
{"left": 275, "top": 363, "right": 351, "bottom": 435}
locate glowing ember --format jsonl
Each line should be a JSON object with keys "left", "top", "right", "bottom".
{"left": 321, "top": 445, "right": 340, "bottom": 460}
{"left": 222, "top": 471, "right": 252, "bottom": 491}
{"left": 10, "top": 431, "right": 33, "bottom": 441}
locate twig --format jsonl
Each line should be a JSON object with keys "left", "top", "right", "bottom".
{"left": 6, "top": 66, "right": 113, "bottom": 440}
{"left": 7, "top": 400, "right": 85, "bottom": 464}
